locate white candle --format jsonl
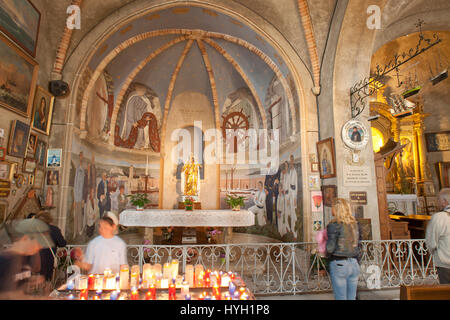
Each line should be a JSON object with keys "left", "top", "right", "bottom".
{"left": 119, "top": 264, "right": 129, "bottom": 290}
{"left": 221, "top": 274, "right": 230, "bottom": 287}
{"left": 130, "top": 265, "right": 140, "bottom": 288}
{"left": 142, "top": 263, "right": 152, "bottom": 288}
{"left": 181, "top": 281, "right": 189, "bottom": 296}
{"left": 163, "top": 262, "right": 171, "bottom": 279}
{"left": 185, "top": 264, "right": 194, "bottom": 287}
{"left": 153, "top": 264, "right": 162, "bottom": 275}
{"left": 171, "top": 259, "right": 179, "bottom": 279}
{"left": 160, "top": 278, "right": 169, "bottom": 289}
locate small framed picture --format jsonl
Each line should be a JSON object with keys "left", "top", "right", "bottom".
{"left": 311, "top": 162, "right": 319, "bottom": 172}
{"left": 47, "top": 149, "right": 62, "bottom": 167}
{"left": 33, "top": 169, "right": 44, "bottom": 189}
{"left": 321, "top": 185, "right": 337, "bottom": 207}
{"left": 23, "top": 158, "right": 37, "bottom": 174}
{"left": 31, "top": 86, "right": 55, "bottom": 135}
{"left": 15, "top": 174, "right": 24, "bottom": 188}
{"left": 0, "top": 147, "right": 5, "bottom": 161}
{"left": 46, "top": 170, "right": 59, "bottom": 185}
{"left": 7, "top": 120, "right": 31, "bottom": 158}
{"left": 26, "top": 132, "right": 38, "bottom": 159}
{"left": 0, "top": 162, "right": 15, "bottom": 181}
{"left": 35, "top": 139, "right": 47, "bottom": 166}
{"left": 317, "top": 137, "right": 337, "bottom": 179}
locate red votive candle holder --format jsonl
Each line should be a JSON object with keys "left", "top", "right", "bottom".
{"left": 79, "top": 289, "right": 88, "bottom": 300}
{"left": 131, "top": 289, "right": 139, "bottom": 300}
{"left": 212, "top": 284, "right": 221, "bottom": 300}
{"left": 88, "top": 274, "right": 95, "bottom": 290}
{"left": 146, "top": 285, "right": 156, "bottom": 300}
{"left": 168, "top": 283, "right": 176, "bottom": 300}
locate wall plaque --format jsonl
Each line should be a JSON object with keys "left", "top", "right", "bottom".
{"left": 343, "top": 164, "right": 372, "bottom": 186}
{"left": 349, "top": 191, "right": 367, "bottom": 205}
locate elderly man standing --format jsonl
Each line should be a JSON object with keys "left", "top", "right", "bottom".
{"left": 425, "top": 188, "right": 450, "bottom": 284}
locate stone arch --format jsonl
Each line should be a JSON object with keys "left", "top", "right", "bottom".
{"left": 58, "top": 0, "right": 316, "bottom": 232}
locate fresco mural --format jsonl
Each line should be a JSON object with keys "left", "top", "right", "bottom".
{"left": 65, "top": 5, "right": 304, "bottom": 244}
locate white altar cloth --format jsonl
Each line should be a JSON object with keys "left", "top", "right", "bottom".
{"left": 119, "top": 209, "right": 255, "bottom": 227}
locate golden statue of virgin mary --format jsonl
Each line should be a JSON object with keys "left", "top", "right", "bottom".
{"left": 182, "top": 153, "right": 201, "bottom": 197}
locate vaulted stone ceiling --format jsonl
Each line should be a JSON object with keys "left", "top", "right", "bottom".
{"left": 78, "top": 4, "right": 307, "bottom": 154}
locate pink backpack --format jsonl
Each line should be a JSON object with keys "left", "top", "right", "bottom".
{"left": 315, "top": 229, "right": 328, "bottom": 255}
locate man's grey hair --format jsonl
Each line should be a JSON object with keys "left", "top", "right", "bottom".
{"left": 438, "top": 188, "right": 450, "bottom": 205}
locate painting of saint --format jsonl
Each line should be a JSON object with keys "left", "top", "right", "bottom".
{"left": 317, "top": 138, "right": 336, "bottom": 179}
{"left": 119, "top": 83, "right": 161, "bottom": 150}
{"left": 31, "top": 86, "right": 54, "bottom": 135}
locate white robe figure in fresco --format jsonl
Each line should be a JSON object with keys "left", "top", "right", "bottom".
{"left": 287, "top": 155, "right": 298, "bottom": 236}
{"left": 282, "top": 161, "right": 291, "bottom": 236}
{"left": 249, "top": 181, "right": 266, "bottom": 226}
{"left": 73, "top": 151, "right": 85, "bottom": 238}
{"left": 120, "top": 85, "right": 161, "bottom": 149}
{"left": 277, "top": 163, "right": 289, "bottom": 237}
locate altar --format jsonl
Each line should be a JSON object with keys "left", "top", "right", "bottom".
{"left": 119, "top": 209, "right": 255, "bottom": 244}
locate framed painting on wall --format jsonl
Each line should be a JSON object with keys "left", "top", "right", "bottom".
{"left": 425, "top": 131, "right": 450, "bottom": 152}
{"left": 7, "top": 120, "right": 31, "bottom": 158}
{"left": 0, "top": 0, "right": 41, "bottom": 57}
{"left": 34, "top": 139, "right": 47, "bottom": 166}
{"left": 317, "top": 137, "right": 336, "bottom": 179}
{"left": 0, "top": 32, "right": 39, "bottom": 118}
{"left": 321, "top": 185, "right": 337, "bottom": 207}
{"left": 31, "top": 86, "right": 55, "bottom": 135}
{"left": 23, "top": 158, "right": 36, "bottom": 174}
{"left": 0, "top": 147, "right": 5, "bottom": 160}
{"left": 33, "top": 168, "right": 44, "bottom": 189}
{"left": 26, "top": 131, "right": 38, "bottom": 158}
{"left": 46, "top": 149, "right": 61, "bottom": 167}
{"left": 46, "top": 170, "right": 59, "bottom": 186}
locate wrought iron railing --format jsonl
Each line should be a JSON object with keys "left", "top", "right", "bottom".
{"left": 54, "top": 239, "right": 438, "bottom": 295}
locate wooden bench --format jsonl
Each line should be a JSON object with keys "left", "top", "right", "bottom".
{"left": 400, "top": 284, "right": 450, "bottom": 300}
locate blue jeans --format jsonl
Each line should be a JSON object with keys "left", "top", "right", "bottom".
{"left": 329, "top": 258, "right": 360, "bottom": 300}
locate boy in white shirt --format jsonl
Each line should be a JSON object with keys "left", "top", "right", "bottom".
{"left": 76, "top": 212, "right": 127, "bottom": 274}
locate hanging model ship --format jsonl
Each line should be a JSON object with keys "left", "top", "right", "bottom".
{"left": 389, "top": 94, "right": 416, "bottom": 119}
{"left": 428, "top": 45, "right": 449, "bottom": 85}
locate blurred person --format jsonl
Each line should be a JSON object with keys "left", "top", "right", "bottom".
{"left": 326, "top": 198, "right": 362, "bottom": 300}
{"left": 34, "top": 211, "right": 67, "bottom": 283}
{"left": 75, "top": 212, "right": 127, "bottom": 274}
{"left": 0, "top": 219, "right": 54, "bottom": 299}
{"left": 426, "top": 188, "right": 450, "bottom": 284}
